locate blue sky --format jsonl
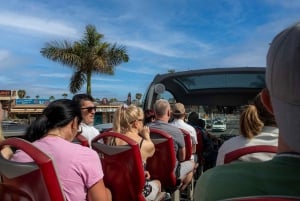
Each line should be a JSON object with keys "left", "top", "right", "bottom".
{"left": 1, "top": 0, "right": 300, "bottom": 101}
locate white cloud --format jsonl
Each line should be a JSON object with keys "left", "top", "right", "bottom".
{"left": 0, "top": 12, "right": 78, "bottom": 38}
{"left": 118, "top": 66, "right": 155, "bottom": 75}
{"left": 0, "top": 50, "right": 10, "bottom": 61}
{"left": 40, "top": 73, "right": 70, "bottom": 78}
{"left": 264, "top": 0, "right": 300, "bottom": 8}
{"left": 92, "top": 77, "right": 122, "bottom": 82}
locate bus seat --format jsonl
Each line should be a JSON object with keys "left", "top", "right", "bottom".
{"left": 179, "top": 128, "right": 195, "bottom": 200}
{"left": 147, "top": 128, "right": 182, "bottom": 201}
{"left": 195, "top": 128, "right": 204, "bottom": 160}
{"left": 179, "top": 128, "right": 192, "bottom": 161}
{"left": 222, "top": 195, "right": 300, "bottom": 201}
{"left": 92, "top": 132, "right": 146, "bottom": 201}
{"left": 194, "top": 128, "right": 205, "bottom": 178}
{"left": 73, "top": 134, "right": 89, "bottom": 147}
{"left": 147, "top": 128, "right": 178, "bottom": 189}
{"left": 0, "top": 137, "right": 65, "bottom": 201}
{"left": 224, "top": 145, "right": 277, "bottom": 164}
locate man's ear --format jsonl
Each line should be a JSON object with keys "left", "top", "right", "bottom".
{"left": 261, "top": 88, "right": 274, "bottom": 114}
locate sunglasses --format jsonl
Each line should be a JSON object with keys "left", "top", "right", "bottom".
{"left": 130, "top": 119, "right": 144, "bottom": 124}
{"left": 81, "top": 106, "right": 97, "bottom": 112}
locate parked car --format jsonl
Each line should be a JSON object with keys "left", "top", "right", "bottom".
{"left": 206, "top": 119, "right": 213, "bottom": 129}
{"left": 2, "top": 121, "right": 28, "bottom": 137}
{"left": 212, "top": 121, "right": 226, "bottom": 132}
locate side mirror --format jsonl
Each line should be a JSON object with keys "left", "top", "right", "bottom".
{"left": 154, "top": 83, "right": 165, "bottom": 94}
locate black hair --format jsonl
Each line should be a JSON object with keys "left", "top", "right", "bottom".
{"left": 187, "top": 111, "right": 199, "bottom": 125}
{"left": 72, "top": 94, "right": 94, "bottom": 106}
{"left": 144, "top": 109, "right": 155, "bottom": 124}
{"left": 25, "top": 99, "right": 82, "bottom": 142}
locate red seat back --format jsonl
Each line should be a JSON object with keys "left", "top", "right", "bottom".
{"left": 179, "top": 128, "right": 192, "bottom": 161}
{"left": 224, "top": 145, "right": 277, "bottom": 164}
{"left": 146, "top": 128, "right": 177, "bottom": 188}
{"left": 0, "top": 137, "right": 65, "bottom": 201}
{"left": 195, "top": 128, "right": 204, "bottom": 157}
{"left": 92, "top": 132, "right": 146, "bottom": 201}
{"left": 73, "top": 134, "right": 89, "bottom": 147}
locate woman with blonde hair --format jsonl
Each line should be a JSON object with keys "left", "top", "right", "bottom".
{"left": 216, "top": 89, "right": 278, "bottom": 165}
{"left": 112, "top": 104, "right": 162, "bottom": 201}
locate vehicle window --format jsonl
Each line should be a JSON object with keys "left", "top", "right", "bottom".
{"left": 143, "top": 67, "right": 265, "bottom": 141}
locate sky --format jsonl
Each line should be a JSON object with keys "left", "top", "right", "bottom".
{"left": 1, "top": 0, "right": 300, "bottom": 101}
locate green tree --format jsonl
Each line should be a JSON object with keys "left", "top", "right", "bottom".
{"left": 135, "top": 93, "right": 142, "bottom": 106}
{"left": 62, "top": 93, "right": 68, "bottom": 99}
{"left": 168, "top": 69, "right": 176, "bottom": 73}
{"left": 49, "top": 96, "right": 55, "bottom": 101}
{"left": 17, "top": 90, "right": 26, "bottom": 98}
{"left": 40, "top": 24, "right": 129, "bottom": 95}
{"left": 109, "top": 98, "right": 117, "bottom": 103}
{"left": 35, "top": 95, "right": 39, "bottom": 99}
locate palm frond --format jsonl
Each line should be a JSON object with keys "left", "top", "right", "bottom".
{"left": 69, "top": 71, "right": 86, "bottom": 94}
{"left": 40, "top": 40, "right": 82, "bottom": 68}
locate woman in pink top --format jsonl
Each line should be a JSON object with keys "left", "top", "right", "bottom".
{"left": 11, "top": 99, "right": 111, "bottom": 201}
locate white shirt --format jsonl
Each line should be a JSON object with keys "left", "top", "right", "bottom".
{"left": 170, "top": 119, "right": 198, "bottom": 145}
{"left": 170, "top": 119, "right": 198, "bottom": 160}
{"left": 80, "top": 122, "right": 100, "bottom": 147}
{"left": 216, "top": 126, "right": 279, "bottom": 165}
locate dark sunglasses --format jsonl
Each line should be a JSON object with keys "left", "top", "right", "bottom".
{"left": 130, "top": 119, "right": 144, "bottom": 124}
{"left": 81, "top": 106, "right": 97, "bottom": 112}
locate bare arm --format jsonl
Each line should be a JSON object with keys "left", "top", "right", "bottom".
{"left": 1, "top": 147, "right": 13, "bottom": 159}
{"left": 192, "top": 144, "right": 197, "bottom": 154}
{"left": 139, "top": 126, "right": 155, "bottom": 159}
{"left": 0, "top": 128, "right": 13, "bottom": 159}
{"left": 88, "top": 179, "right": 112, "bottom": 201}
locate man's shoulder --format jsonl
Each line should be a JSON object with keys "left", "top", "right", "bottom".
{"left": 149, "top": 121, "right": 182, "bottom": 134}
{"left": 196, "top": 157, "right": 300, "bottom": 200}
{"left": 81, "top": 124, "right": 99, "bottom": 134}
{"left": 182, "top": 122, "right": 196, "bottom": 132}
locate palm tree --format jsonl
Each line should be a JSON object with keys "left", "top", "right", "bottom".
{"left": 135, "top": 93, "right": 142, "bottom": 106}
{"left": 40, "top": 24, "right": 129, "bottom": 95}
{"left": 49, "top": 96, "right": 55, "bottom": 102}
{"left": 62, "top": 93, "right": 68, "bottom": 99}
{"left": 35, "top": 95, "right": 39, "bottom": 99}
{"left": 17, "top": 90, "right": 26, "bottom": 98}
{"left": 168, "top": 69, "right": 176, "bottom": 73}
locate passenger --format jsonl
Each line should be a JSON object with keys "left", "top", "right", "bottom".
{"left": 0, "top": 102, "right": 13, "bottom": 159}
{"left": 216, "top": 90, "right": 278, "bottom": 165}
{"left": 111, "top": 104, "right": 163, "bottom": 201}
{"left": 170, "top": 103, "right": 198, "bottom": 160}
{"left": 187, "top": 112, "right": 220, "bottom": 171}
{"left": 72, "top": 93, "right": 99, "bottom": 147}
{"left": 194, "top": 21, "right": 300, "bottom": 200}
{"left": 144, "top": 109, "right": 155, "bottom": 124}
{"left": 148, "top": 99, "right": 194, "bottom": 191}
{"left": 11, "top": 99, "right": 111, "bottom": 201}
